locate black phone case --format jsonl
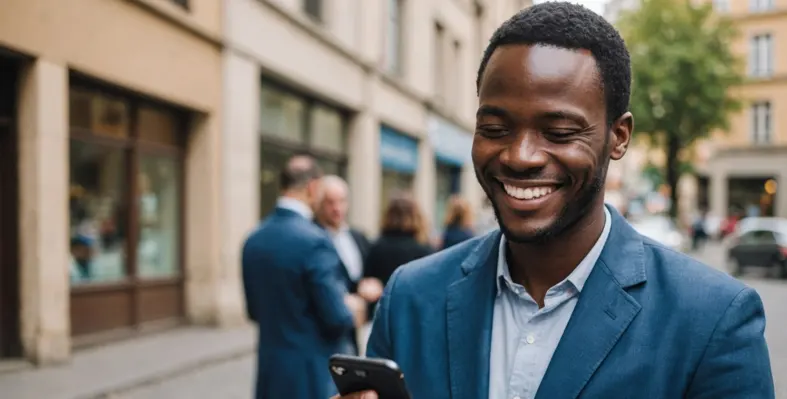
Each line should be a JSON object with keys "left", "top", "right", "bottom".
{"left": 329, "top": 354, "right": 412, "bottom": 399}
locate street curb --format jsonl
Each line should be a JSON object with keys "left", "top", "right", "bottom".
{"left": 79, "top": 346, "right": 255, "bottom": 399}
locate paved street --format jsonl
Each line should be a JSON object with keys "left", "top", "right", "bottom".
{"left": 114, "top": 243, "right": 787, "bottom": 399}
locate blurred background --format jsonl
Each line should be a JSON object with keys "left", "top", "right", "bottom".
{"left": 0, "top": 0, "right": 785, "bottom": 397}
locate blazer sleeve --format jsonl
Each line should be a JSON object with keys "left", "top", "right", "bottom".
{"left": 685, "top": 287, "right": 775, "bottom": 398}
{"left": 366, "top": 266, "right": 404, "bottom": 360}
{"left": 240, "top": 239, "right": 257, "bottom": 323}
{"left": 304, "top": 237, "right": 355, "bottom": 340}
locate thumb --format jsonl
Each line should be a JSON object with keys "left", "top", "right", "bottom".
{"left": 360, "top": 391, "right": 379, "bottom": 399}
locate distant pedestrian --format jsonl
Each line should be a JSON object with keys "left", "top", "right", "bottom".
{"left": 242, "top": 155, "right": 366, "bottom": 399}
{"left": 440, "top": 195, "right": 475, "bottom": 250}
{"left": 314, "top": 175, "right": 383, "bottom": 355}
{"left": 363, "top": 194, "right": 432, "bottom": 289}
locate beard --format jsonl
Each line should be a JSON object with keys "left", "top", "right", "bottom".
{"left": 488, "top": 167, "right": 607, "bottom": 244}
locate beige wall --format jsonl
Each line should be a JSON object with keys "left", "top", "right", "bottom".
{"left": 224, "top": 0, "right": 513, "bottom": 239}
{"left": 1, "top": 0, "right": 233, "bottom": 362}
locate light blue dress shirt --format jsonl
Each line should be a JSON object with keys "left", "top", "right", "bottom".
{"left": 488, "top": 207, "right": 612, "bottom": 399}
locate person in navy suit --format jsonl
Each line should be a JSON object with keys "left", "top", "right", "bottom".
{"left": 336, "top": 3, "right": 774, "bottom": 399}
{"left": 243, "top": 155, "right": 366, "bottom": 399}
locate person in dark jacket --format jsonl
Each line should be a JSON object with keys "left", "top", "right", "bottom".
{"left": 440, "top": 195, "right": 476, "bottom": 250}
{"left": 364, "top": 194, "right": 433, "bottom": 288}
{"left": 241, "top": 155, "right": 366, "bottom": 399}
{"left": 315, "top": 175, "right": 383, "bottom": 355}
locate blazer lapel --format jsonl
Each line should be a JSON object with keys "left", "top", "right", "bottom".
{"left": 536, "top": 207, "right": 647, "bottom": 399}
{"left": 446, "top": 231, "right": 500, "bottom": 399}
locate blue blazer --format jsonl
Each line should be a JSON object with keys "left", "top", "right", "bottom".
{"left": 242, "top": 207, "right": 354, "bottom": 399}
{"left": 367, "top": 206, "right": 774, "bottom": 399}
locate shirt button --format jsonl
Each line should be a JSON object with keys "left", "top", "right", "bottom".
{"left": 526, "top": 334, "right": 535, "bottom": 344}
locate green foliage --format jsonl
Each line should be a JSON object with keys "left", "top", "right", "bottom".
{"left": 616, "top": 0, "right": 745, "bottom": 216}
{"left": 618, "top": 0, "right": 744, "bottom": 139}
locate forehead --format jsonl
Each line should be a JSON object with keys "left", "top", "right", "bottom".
{"left": 323, "top": 183, "right": 347, "bottom": 199}
{"left": 479, "top": 44, "right": 603, "bottom": 114}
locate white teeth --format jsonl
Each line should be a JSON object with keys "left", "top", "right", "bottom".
{"left": 503, "top": 184, "right": 554, "bottom": 200}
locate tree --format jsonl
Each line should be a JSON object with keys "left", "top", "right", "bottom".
{"left": 616, "top": 0, "right": 744, "bottom": 218}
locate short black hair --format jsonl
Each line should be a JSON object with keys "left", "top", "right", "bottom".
{"left": 476, "top": 2, "right": 631, "bottom": 124}
{"left": 279, "top": 154, "right": 323, "bottom": 191}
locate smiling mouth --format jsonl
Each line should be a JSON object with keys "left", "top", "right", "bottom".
{"left": 501, "top": 183, "right": 558, "bottom": 201}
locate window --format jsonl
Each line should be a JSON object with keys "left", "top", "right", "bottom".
{"left": 68, "top": 86, "right": 184, "bottom": 286}
{"left": 749, "top": 34, "right": 773, "bottom": 77}
{"left": 750, "top": 102, "right": 772, "bottom": 145}
{"left": 304, "top": 0, "right": 323, "bottom": 22}
{"left": 451, "top": 40, "right": 463, "bottom": 110}
{"left": 259, "top": 82, "right": 349, "bottom": 217}
{"left": 713, "top": 0, "right": 730, "bottom": 12}
{"left": 739, "top": 230, "right": 777, "bottom": 245}
{"left": 384, "top": 0, "right": 405, "bottom": 75}
{"left": 749, "top": 0, "right": 774, "bottom": 12}
{"left": 434, "top": 23, "right": 446, "bottom": 104}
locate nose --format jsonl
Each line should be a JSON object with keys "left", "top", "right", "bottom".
{"left": 500, "top": 131, "right": 549, "bottom": 172}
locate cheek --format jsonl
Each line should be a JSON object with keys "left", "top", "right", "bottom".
{"left": 555, "top": 142, "right": 600, "bottom": 180}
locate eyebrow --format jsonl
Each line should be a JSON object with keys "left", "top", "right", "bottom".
{"left": 540, "top": 111, "right": 590, "bottom": 127}
{"left": 476, "top": 105, "right": 509, "bottom": 119}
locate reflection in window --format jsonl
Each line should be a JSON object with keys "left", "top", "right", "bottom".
{"left": 69, "top": 89, "right": 130, "bottom": 138}
{"left": 137, "top": 155, "right": 181, "bottom": 278}
{"left": 69, "top": 141, "right": 127, "bottom": 285}
{"left": 260, "top": 84, "right": 306, "bottom": 142}
{"left": 310, "top": 104, "right": 345, "bottom": 152}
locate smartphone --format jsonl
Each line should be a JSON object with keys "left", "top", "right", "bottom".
{"left": 329, "top": 354, "right": 412, "bottom": 399}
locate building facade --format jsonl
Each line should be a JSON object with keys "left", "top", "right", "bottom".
{"left": 223, "top": 0, "right": 528, "bottom": 241}
{"left": 1, "top": 0, "right": 527, "bottom": 364}
{"left": 0, "top": 0, "right": 242, "bottom": 364}
{"left": 692, "top": 0, "right": 787, "bottom": 219}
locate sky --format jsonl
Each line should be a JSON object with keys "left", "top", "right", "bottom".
{"left": 534, "top": 0, "right": 609, "bottom": 15}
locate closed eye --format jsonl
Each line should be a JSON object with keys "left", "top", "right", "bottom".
{"left": 476, "top": 125, "right": 509, "bottom": 138}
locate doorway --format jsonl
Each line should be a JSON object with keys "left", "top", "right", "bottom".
{"left": 0, "top": 56, "right": 21, "bottom": 358}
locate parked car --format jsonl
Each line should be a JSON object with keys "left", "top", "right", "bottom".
{"left": 629, "top": 215, "right": 687, "bottom": 252}
{"left": 727, "top": 217, "right": 787, "bottom": 279}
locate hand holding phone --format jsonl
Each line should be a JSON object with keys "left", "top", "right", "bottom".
{"left": 329, "top": 354, "right": 411, "bottom": 399}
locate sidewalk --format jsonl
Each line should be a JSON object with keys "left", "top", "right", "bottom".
{"left": 0, "top": 325, "right": 256, "bottom": 399}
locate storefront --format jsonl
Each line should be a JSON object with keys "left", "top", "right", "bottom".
{"left": 259, "top": 80, "right": 349, "bottom": 217}
{"left": 427, "top": 114, "right": 473, "bottom": 232}
{"left": 0, "top": 53, "right": 21, "bottom": 358}
{"left": 380, "top": 125, "right": 419, "bottom": 212}
{"left": 67, "top": 77, "right": 188, "bottom": 339}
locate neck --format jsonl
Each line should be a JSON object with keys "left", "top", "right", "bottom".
{"left": 507, "top": 203, "right": 606, "bottom": 306}
{"left": 281, "top": 191, "right": 309, "bottom": 204}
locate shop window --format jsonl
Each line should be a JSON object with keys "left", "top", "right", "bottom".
{"left": 69, "top": 89, "right": 130, "bottom": 138}
{"left": 310, "top": 104, "right": 345, "bottom": 153}
{"left": 137, "top": 155, "right": 181, "bottom": 278}
{"left": 69, "top": 141, "right": 128, "bottom": 284}
{"left": 138, "top": 106, "right": 180, "bottom": 146}
{"left": 259, "top": 82, "right": 349, "bottom": 218}
{"left": 261, "top": 84, "right": 307, "bottom": 143}
{"left": 68, "top": 82, "right": 186, "bottom": 337}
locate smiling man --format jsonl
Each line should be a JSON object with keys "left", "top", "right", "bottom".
{"left": 335, "top": 3, "right": 774, "bottom": 399}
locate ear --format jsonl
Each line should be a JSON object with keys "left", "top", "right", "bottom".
{"left": 609, "top": 112, "right": 633, "bottom": 161}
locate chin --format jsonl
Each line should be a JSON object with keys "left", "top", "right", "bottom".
{"left": 499, "top": 218, "right": 562, "bottom": 243}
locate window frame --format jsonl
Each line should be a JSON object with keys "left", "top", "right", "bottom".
{"left": 750, "top": 101, "right": 772, "bottom": 145}
{"left": 259, "top": 79, "right": 350, "bottom": 215}
{"left": 68, "top": 75, "right": 188, "bottom": 293}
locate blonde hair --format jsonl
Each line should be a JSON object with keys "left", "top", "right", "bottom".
{"left": 380, "top": 194, "right": 429, "bottom": 244}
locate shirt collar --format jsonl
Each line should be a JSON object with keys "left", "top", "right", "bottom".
{"left": 277, "top": 197, "right": 313, "bottom": 220}
{"left": 496, "top": 206, "right": 612, "bottom": 295}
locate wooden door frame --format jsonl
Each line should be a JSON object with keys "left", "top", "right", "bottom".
{"left": 0, "top": 55, "right": 22, "bottom": 358}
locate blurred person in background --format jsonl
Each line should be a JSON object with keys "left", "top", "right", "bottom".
{"left": 337, "top": 3, "right": 773, "bottom": 398}
{"left": 315, "top": 175, "right": 383, "bottom": 355}
{"left": 441, "top": 195, "right": 476, "bottom": 249}
{"left": 363, "top": 194, "right": 433, "bottom": 289}
{"left": 242, "top": 155, "right": 366, "bottom": 399}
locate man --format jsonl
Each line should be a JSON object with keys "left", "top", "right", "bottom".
{"left": 315, "top": 175, "right": 384, "bottom": 355}
{"left": 337, "top": 3, "right": 774, "bottom": 399}
{"left": 242, "top": 155, "right": 366, "bottom": 399}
